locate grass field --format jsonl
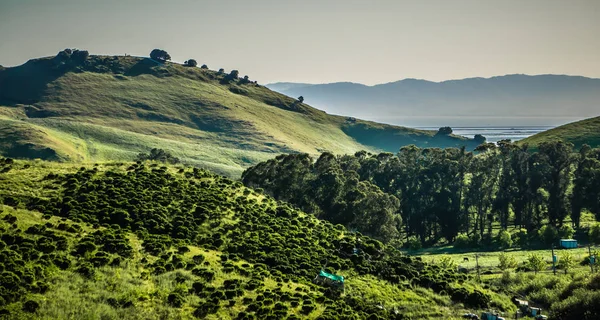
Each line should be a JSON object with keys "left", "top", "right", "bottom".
{"left": 417, "top": 246, "right": 597, "bottom": 273}
{"left": 415, "top": 245, "right": 600, "bottom": 319}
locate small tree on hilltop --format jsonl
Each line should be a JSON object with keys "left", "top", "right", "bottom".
{"left": 71, "top": 49, "right": 89, "bottom": 62}
{"left": 298, "top": 96, "right": 304, "bottom": 103}
{"left": 221, "top": 70, "right": 239, "bottom": 83}
{"left": 239, "top": 75, "right": 250, "bottom": 84}
{"left": 218, "top": 68, "right": 225, "bottom": 74}
{"left": 201, "top": 64, "right": 208, "bottom": 69}
{"left": 56, "top": 49, "right": 72, "bottom": 61}
{"left": 150, "top": 49, "right": 171, "bottom": 62}
{"left": 436, "top": 126, "right": 453, "bottom": 136}
{"left": 184, "top": 59, "right": 198, "bottom": 67}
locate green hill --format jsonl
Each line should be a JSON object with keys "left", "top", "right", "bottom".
{"left": 519, "top": 116, "right": 600, "bottom": 149}
{"left": 0, "top": 158, "right": 513, "bottom": 319}
{"left": 0, "top": 52, "right": 477, "bottom": 177}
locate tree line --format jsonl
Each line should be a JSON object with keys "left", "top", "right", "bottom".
{"left": 242, "top": 140, "right": 600, "bottom": 248}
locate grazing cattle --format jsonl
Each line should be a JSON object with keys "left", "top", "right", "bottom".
{"left": 463, "top": 257, "right": 469, "bottom": 262}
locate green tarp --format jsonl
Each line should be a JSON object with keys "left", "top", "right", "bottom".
{"left": 319, "top": 270, "right": 344, "bottom": 283}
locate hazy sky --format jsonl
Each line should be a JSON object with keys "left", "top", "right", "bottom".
{"left": 1, "top": 0, "right": 599, "bottom": 85}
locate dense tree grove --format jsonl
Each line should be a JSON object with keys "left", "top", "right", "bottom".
{"left": 242, "top": 141, "right": 600, "bottom": 247}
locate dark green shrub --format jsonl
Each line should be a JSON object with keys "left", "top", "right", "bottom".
{"left": 75, "top": 263, "right": 95, "bottom": 278}
{"left": 75, "top": 241, "right": 96, "bottom": 255}
{"left": 191, "top": 281, "right": 205, "bottom": 294}
{"left": 167, "top": 292, "right": 185, "bottom": 307}
{"left": 178, "top": 246, "right": 190, "bottom": 254}
{"left": 52, "top": 254, "right": 71, "bottom": 270}
{"left": 110, "top": 256, "right": 122, "bottom": 266}
{"left": 193, "top": 301, "right": 220, "bottom": 318}
{"left": 301, "top": 303, "right": 315, "bottom": 314}
{"left": 242, "top": 297, "right": 253, "bottom": 304}
{"left": 22, "top": 300, "right": 40, "bottom": 313}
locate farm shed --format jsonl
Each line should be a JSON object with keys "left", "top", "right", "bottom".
{"left": 559, "top": 239, "right": 577, "bottom": 249}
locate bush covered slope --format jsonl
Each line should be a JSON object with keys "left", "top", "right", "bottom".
{"left": 0, "top": 52, "right": 478, "bottom": 177}
{"left": 519, "top": 116, "right": 600, "bottom": 149}
{"left": 0, "top": 158, "right": 513, "bottom": 319}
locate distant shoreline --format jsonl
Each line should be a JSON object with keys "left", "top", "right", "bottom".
{"left": 417, "top": 126, "right": 554, "bottom": 143}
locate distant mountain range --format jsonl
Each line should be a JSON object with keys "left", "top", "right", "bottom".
{"left": 267, "top": 75, "right": 600, "bottom": 127}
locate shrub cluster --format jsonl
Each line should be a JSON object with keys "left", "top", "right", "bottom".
{"left": 0, "top": 214, "right": 82, "bottom": 309}
{"left": 0, "top": 157, "right": 14, "bottom": 173}
{"left": 5, "top": 163, "right": 503, "bottom": 317}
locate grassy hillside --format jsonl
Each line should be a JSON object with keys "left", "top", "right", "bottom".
{"left": 0, "top": 53, "right": 477, "bottom": 177}
{"left": 519, "top": 116, "right": 600, "bottom": 149}
{"left": 0, "top": 158, "right": 514, "bottom": 319}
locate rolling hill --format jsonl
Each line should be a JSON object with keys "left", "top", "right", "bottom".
{"left": 0, "top": 158, "right": 514, "bottom": 319}
{"left": 518, "top": 115, "right": 600, "bottom": 149}
{"left": 267, "top": 75, "right": 600, "bottom": 127}
{"left": 0, "top": 52, "right": 477, "bottom": 177}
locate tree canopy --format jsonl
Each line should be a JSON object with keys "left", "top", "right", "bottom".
{"left": 243, "top": 141, "right": 600, "bottom": 247}
{"left": 150, "top": 49, "right": 171, "bottom": 62}
{"left": 184, "top": 59, "right": 197, "bottom": 67}
{"left": 136, "top": 148, "right": 180, "bottom": 164}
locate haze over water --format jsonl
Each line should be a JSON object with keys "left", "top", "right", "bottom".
{"left": 420, "top": 126, "right": 553, "bottom": 143}
{"left": 376, "top": 116, "right": 588, "bottom": 142}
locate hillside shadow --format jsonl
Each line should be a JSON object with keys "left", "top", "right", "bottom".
{"left": 342, "top": 122, "right": 479, "bottom": 152}
{"left": 124, "top": 58, "right": 163, "bottom": 77}
{"left": 0, "top": 58, "right": 66, "bottom": 105}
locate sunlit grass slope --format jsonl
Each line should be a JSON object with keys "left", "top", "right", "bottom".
{"left": 0, "top": 55, "right": 477, "bottom": 176}
{"left": 519, "top": 116, "right": 600, "bottom": 150}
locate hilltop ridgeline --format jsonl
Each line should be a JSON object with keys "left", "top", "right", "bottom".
{"left": 0, "top": 48, "right": 479, "bottom": 176}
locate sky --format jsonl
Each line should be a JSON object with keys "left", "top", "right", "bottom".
{"left": 1, "top": 0, "right": 599, "bottom": 85}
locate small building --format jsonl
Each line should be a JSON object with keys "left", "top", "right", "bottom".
{"left": 313, "top": 270, "right": 345, "bottom": 292}
{"left": 559, "top": 239, "right": 577, "bottom": 249}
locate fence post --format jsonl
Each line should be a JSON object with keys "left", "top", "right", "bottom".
{"left": 552, "top": 245, "right": 556, "bottom": 275}
{"left": 589, "top": 246, "right": 595, "bottom": 273}
{"left": 476, "top": 254, "right": 481, "bottom": 283}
